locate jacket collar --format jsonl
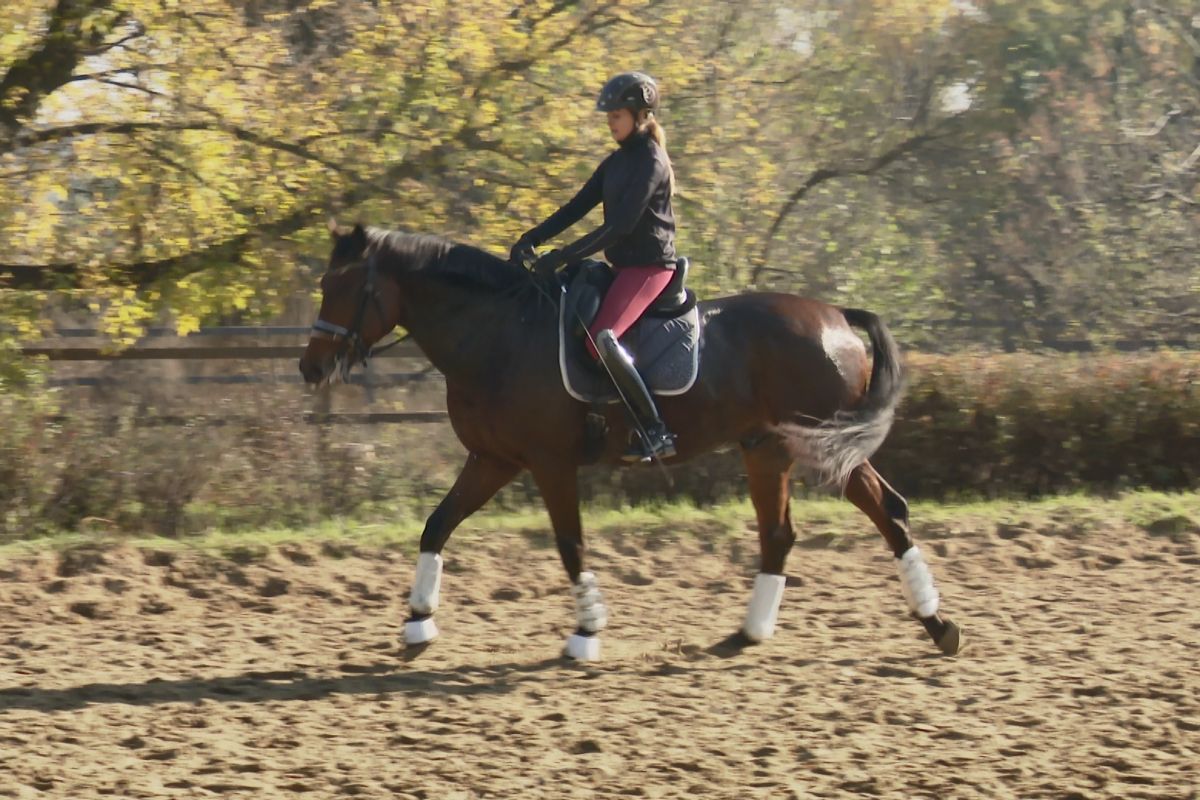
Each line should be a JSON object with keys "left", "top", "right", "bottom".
{"left": 617, "top": 128, "right": 651, "bottom": 150}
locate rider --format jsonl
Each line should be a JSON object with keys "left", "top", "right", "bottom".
{"left": 510, "top": 71, "right": 678, "bottom": 462}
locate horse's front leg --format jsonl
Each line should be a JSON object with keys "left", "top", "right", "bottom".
{"left": 844, "top": 461, "right": 962, "bottom": 656}
{"left": 405, "top": 452, "right": 519, "bottom": 645}
{"left": 531, "top": 464, "right": 607, "bottom": 661}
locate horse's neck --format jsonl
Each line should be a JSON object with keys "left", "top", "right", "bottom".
{"left": 396, "top": 276, "right": 541, "bottom": 383}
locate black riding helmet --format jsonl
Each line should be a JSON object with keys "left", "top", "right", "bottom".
{"left": 596, "top": 72, "right": 659, "bottom": 113}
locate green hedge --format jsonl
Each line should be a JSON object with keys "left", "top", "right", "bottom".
{"left": 2, "top": 353, "right": 1196, "bottom": 539}
{"left": 875, "top": 353, "right": 1199, "bottom": 498}
{"left": 582, "top": 353, "right": 1199, "bottom": 505}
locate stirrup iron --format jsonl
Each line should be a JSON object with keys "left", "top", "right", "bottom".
{"left": 623, "top": 424, "right": 677, "bottom": 463}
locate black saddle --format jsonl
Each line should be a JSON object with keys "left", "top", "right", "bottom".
{"left": 562, "top": 258, "right": 697, "bottom": 340}
{"left": 557, "top": 258, "right": 702, "bottom": 403}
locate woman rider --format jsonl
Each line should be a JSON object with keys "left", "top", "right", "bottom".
{"left": 510, "top": 72, "right": 679, "bottom": 462}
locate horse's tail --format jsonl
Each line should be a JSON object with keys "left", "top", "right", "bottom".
{"left": 841, "top": 307, "right": 903, "bottom": 418}
{"left": 773, "top": 307, "right": 904, "bottom": 490}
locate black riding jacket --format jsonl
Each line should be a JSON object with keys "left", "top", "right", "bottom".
{"left": 527, "top": 130, "right": 676, "bottom": 268}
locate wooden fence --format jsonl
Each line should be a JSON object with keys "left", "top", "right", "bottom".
{"left": 20, "top": 326, "right": 449, "bottom": 424}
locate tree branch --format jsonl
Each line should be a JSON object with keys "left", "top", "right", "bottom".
{"left": 0, "top": 138, "right": 455, "bottom": 290}
{"left": 12, "top": 120, "right": 202, "bottom": 148}
{"left": 82, "top": 22, "right": 146, "bottom": 57}
{"left": 1120, "top": 108, "right": 1181, "bottom": 138}
{"left": 753, "top": 128, "right": 954, "bottom": 282}
{"left": 89, "top": 76, "right": 168, "bottom": 98}
{"left": 136, "top": 140, "right": 256, "bottom": 220}
{"left": 0, "top": 0, "right": 117, "bottom": 141}
{"left": 491, "top": 2, "right": 621, "bottom": 74}
{"left": 12, "top": 120, "right": 360, "bottom": 178}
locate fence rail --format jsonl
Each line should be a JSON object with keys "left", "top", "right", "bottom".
{"left": 21, "top": 343, "right": 422, "bottom": 361}
{"left": 39, "top": 326, "right": 315, "bottom": 338}
{"left": 17, "top": 326, "right": 423, "bottom": 361}
{"left": 24, "top": 326, "right": 444, "bottom": 426}
{"left": 48, "top": 371, "right": 441, "bottom": 388}
{"left": 46, "top": 411, "right": 449, "bottom": 426}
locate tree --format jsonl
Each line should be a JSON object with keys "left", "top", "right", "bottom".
{"left": 1, "top": 0, "right": 1195, "bottom": 351}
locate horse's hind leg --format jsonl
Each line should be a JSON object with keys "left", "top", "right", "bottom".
{"left": 740, "top": 439, "right": 797, "bottom": 643}
{"left": 405, "top": 452, "right": 519, "bottom": 646}
{"left": 843, "top": 461, "right": 962, "bottom": 656}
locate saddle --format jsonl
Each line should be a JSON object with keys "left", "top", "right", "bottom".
{"left": 557, "top": 258, "right": 702, "bottom": 403}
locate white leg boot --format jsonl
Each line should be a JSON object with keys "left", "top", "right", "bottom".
{"left": 404, "top": 552, "right": 443, "bottom": 645}
{"left": 564, "top": 571, "right": 608, "bottom": 661}
{"left": 897, "top": 546, "right": 939, "bottom": 619}
{"left": 742, "top": 573, "right": 786, "bottom": 643}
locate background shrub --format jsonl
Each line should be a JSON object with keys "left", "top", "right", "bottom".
{"left": 3, "top": 353, "right": 1195, "bottom": 541}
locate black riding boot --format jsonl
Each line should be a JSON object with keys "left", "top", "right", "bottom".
{"left": 593, "top": 329, "right": 678, "bottom": 462}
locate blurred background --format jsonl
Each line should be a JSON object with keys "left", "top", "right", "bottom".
{"left": 1, "top": 0, "right": 1196, "bottom": 540}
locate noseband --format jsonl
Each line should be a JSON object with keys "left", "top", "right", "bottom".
{"left": 311, "top": 253, "right": 392, "bottom": 370}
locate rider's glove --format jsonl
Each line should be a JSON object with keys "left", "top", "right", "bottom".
{"left": 532, "top": 249, "right": 566, "bottom": 280}
{"left": 509, "top": 233, "right": 538, "bottom": 265}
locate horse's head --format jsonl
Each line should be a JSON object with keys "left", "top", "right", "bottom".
{"left": 299, "top": 220, "right": 401, "bottom": 386}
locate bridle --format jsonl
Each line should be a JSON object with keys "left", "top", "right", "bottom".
{"left": 310, "top": 252, "right": 407, "bottom": 380}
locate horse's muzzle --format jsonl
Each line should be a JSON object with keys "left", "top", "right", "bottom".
{"left": 298, "top": 356, "right": 327, "bottom": 386}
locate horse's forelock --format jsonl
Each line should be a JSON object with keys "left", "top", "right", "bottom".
{"left": 331, "top": 233, "right": 363, "bottom": 263}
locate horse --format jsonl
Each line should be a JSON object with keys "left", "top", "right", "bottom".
{"left": 299, "top": 221, "right": 961, "bottom": 661}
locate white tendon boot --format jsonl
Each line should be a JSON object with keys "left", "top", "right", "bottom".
{"left": 404, "top": 552, "right": 443, "bottom": 645}
{"left": 565, "top": 572, "right": 608, "bottom": 661}
{"left": 897, "top": 546, "right": 940, "bottom": 619}
{"left": 742, "top": 573, "right": 786, "bottom": 643}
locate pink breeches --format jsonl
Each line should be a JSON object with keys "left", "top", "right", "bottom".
{"left": 585, "top": 264, "right": 675, "bottom": 359}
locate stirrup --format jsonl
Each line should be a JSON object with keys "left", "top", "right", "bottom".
{"left": 622, "top": 427, "right": 677, "bottom": 463}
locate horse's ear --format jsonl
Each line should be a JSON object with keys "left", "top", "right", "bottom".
{"left": 351, "top": 223, "right": 368, "bottom": 252}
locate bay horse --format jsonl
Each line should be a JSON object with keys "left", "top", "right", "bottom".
{"left": 299, "top": 222, "right": 961, "bottom": 660}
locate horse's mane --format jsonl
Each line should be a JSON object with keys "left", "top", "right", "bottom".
{"left": 365, "top": 227, "right": 530, "bottom": 292}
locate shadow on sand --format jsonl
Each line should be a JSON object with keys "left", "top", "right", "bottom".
{"left": 0, "top": 656, "right": 566, "bottom": 713}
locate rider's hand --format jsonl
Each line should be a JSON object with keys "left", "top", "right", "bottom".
{"left": 533, "top": 249, "right": 566, "bottom": 280}
{"left": 509, "top": 234, "right": 538, "bottom": 266}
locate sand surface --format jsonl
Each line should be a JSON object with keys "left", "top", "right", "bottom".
{"left": 2, "top": 511, "right": 1198, "bottom": 799}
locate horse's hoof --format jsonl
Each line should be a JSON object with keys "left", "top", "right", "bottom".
{"left": 741, "top": 624, "right": 772, "bottom": 644}
{"left": 706, "top": 631, "right": 754, "bottom": 658}
{"left": 935, "top": 619, "right": 962, "bottom": 656}
{"left": 404, "top": 616, "right": 439, "bottom": 646}
{"left": 564, "top": 632, "right": 601, "bottom": 661}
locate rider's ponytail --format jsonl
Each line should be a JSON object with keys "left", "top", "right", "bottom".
{"left": 643, "top": 114, "right": 676, "bottom": 196}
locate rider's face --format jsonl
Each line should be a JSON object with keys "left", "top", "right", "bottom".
{"left": 607, "top": 109, "right": 635, "bottom": 142}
